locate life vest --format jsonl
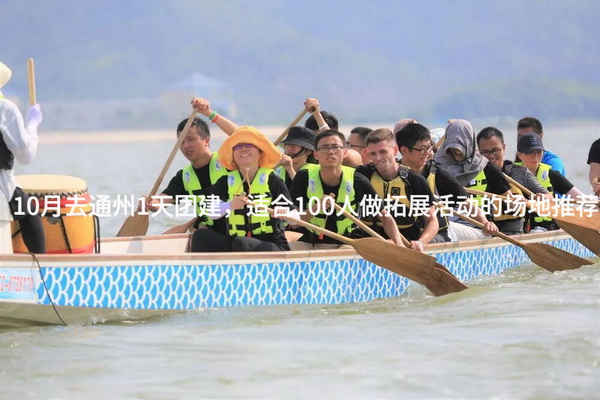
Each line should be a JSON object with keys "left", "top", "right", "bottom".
{"left": 364, "top": 164, "right": 417, "bottom": 230}
{"left": 465, "top": 169, "right": 488, "bottom": 207}
{"left": 422, "top": 161, "right": 449, "bottom": 232}
{"left": 307, "top": 165, "right": 356, "bottom": 236}
{"left": 181, "top": 153, "right": 227, "bottom": 226}
{"left": 275, "top": 162, "right": 315, "bottom": 182}
{"left": 515, "top": 162, "right": 554, "bottom": 224}
{"left": 227, "top": 167, "right": 275, "bottom": 237}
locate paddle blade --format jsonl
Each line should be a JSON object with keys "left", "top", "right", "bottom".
{"left": 352, "top": 238, "right": 467, "bottom": 296}
{"left": 429, "top": 262, "right": 469, "bottom": 296}
{"left": 551, "top": 211, "right": 600, "bottom": 231}
{"left": 556, "top": 220, "right": 600, "bottom": 257}
{"left": 523, "top": 242, "right": 594, "bottom": 272}
{"left": 116, "top": 212, "right": 149, "bottom": 237}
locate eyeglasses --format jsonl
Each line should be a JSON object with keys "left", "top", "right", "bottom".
{"left": 346, "top": 143, "right": 366, "bottom": 149}
{"left": 316, "top": 145, "right": 345, "bottom": 154}
{"left": 233, "top": 143, "right": 258, "bottom": 151}
{"left": 480, "top": 147, "right": 502, "bottom": 157}
{"left": 409, "top": 144, "right": 434, "bottom": 155}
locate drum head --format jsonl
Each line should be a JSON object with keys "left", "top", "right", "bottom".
{"left": 14, "top": 174, "right": 88, "bottom": 196}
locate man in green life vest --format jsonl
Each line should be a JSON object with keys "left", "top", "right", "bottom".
{"left": 289, "top": 129, "right": 404, "bottom": 250}
{"left": 143, "top": 99, "right": 238, "bottom": 234}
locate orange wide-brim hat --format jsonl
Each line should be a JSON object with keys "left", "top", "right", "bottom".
{"left": 218, "top": 126, "right": 282, "bottom": 170}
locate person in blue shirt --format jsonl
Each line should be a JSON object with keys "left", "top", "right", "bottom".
{"left": 515, "top": 117, "right": 566, "bottom": 176}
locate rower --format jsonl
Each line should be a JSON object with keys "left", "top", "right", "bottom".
{"left": 357, "top": 128, "right": 439, "bottom": 251}
{"left": 396, "top": 122, "right": 498, "bottom": 241}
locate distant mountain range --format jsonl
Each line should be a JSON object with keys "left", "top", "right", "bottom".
{"left": 3, "top": 0, "right": 600, "bottom": 128}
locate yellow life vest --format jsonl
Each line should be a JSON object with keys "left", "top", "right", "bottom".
{"left": 226, "top": 168, "right": 275, "bottom": 237}
{"left": 307, "top": 165, "right": 356, "bottom": 235}
{"left": 465, "top": 169, "right": 488, "bottom": 207}
{"left": 275, "top": 162, "right": 315, "bottom": 181}
{"left": 515, "top": 162, "right": 553, "bottom": 223}
{"left": 423, "top": 162, "right": 449, "bottom": 232}
{"left": 368, "top": 167, "right": 416, "bottom": 229}
{"left": 181, "top": 153, "right": 227, "bottom": 226}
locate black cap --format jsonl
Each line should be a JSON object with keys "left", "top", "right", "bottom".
{"left": 280, "top": 126, "right": 316, "bottom": 151}
{"left": 517, "top": 133, "right": 545, "bottom": 154}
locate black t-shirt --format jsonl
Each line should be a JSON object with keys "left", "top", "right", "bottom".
{"left": 481, "top": 163, "right": 511, "bottom": 195}
{"left": 549, "top": 169, "right": 574, "bottom": 195}
{"left": 422, "top": 162, "right": 467, "bottom": 205}
{"left": 290, "top": 167, "right": 383, "bottom": 244}
{"left": 210, "top": 172, "right": 291, "bottom": 245}
{"left": 357, "top": 163, "right": 435, "bottom": 240}
{"left": 588, "top": 138, "right": 600, "bottom": 164}
{"left": 162, "top": 163, "right": 226, "bottom": 234}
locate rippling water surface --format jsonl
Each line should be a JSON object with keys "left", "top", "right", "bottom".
{"left": 2, "top": 124, "right": 599, "bottom": 398}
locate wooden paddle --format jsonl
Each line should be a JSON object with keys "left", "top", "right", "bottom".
{"left": 273, "top": 208, "right": 465, "bottom": 296}
{"left": 501, "top": 173, "right": 600, "bottom": 256}
{"left": 27, "top": 58, "right": 36, "bottom": 105}
{"left": 273, "top": 108, "right": 309, "bottom": 146}
{"left": 465, "top": 185, "right": 599, "bottom": 231}
{"left": 444, "top": 206, "right": 593, "bottom": 272}
{"left": 117, "top": 110, "right": 198, "bottom": 237}
{"left": 331, "top": 202, "right": 468, "bottom": 294}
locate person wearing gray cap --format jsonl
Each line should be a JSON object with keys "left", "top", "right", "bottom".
{"left": 275, "top": 126, "right": 316, "bottom": 188}
{"left": 515, "top": 132, "right": 585, "bottom": 232}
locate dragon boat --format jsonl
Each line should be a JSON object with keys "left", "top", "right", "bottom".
{"left": 0, "top": 175, "right": 596, "bottom": 327}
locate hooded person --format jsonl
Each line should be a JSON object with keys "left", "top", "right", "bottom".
{"left": 275, "top": 126, "right": 316, "bottom": 187}
{"left": 190, "top": 126, "right": 299, "bottom": 253}
{"left": 434, "top": 119, "right": 511, "bottom": 223}
{"left": 0, "top": 61, "right": 45, "bottom": 253}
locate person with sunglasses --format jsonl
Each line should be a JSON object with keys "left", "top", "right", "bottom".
{"left": 476, "top": 127, "right": 550, "bottom": 235}
{"left": 396, "top": 123, "right": 498, "bottom": 241}
{"left": 289, "top": 129, "right": 403, "bottom": 250}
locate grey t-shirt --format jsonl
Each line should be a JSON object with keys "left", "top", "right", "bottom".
{"left": 503, "top": 161, "right": 548, "bottom": 194}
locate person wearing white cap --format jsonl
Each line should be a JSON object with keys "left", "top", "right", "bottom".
{"left": 0, "top": 61, "right": 45, "bottom": 253}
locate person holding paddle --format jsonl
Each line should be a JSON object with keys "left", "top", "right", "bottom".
{"left": 396, "top": 122, "right": 498, "bottom": 241}
{"left": 515, "top": 133, "right": 586, "bottom": 232}
{"left": 516, "top": 117, "right": 566, "bottom": 176}
{"left": 190, "top": 126, "right": 296, "bottom": 252}
{"left": 357, "top": 128, "right": 439, "bottom": 251}
{"left": 303, "top": 98, "right": 363, "bottom": 168}
{"left": 476, "top": 127, "right": 550, "bottom": 235}
{"left": 143, "top": 98, "right": 237, "bottom": 234}
{"left": 289, "top": 129, "right": 404, "bottom": 250}
{"left": 0, "top": 61, "right": 45, "bottom": 253}
{"left": 274, "top": 126, "right": 316, "bottom": 188}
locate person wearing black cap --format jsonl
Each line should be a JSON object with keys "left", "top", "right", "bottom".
{"left": 515, "top": 132, "right": 585, "bottom": 232}
{"left": 275, "top": 126, "right": 316, "bottom": 188}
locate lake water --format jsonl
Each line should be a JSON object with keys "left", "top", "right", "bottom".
{"left": 2, "top": 122, "right": 599, "bottom": 398}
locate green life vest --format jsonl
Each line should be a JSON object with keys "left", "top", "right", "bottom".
{"left": 181, "top": 153, "right": 227, "bottom": 226}
{"left": 227, "top": 167, "right": 274, "bottom": 237}
{"left": 275, "top": 162, "right": 316, "bottom": 182}
{"left": 515, "top": 162, "right": 553, "bottom": 223}
{"left": 465, "top": 169, "right": 488, "bottom": 207}
{"left": 307, "top": 165, "right": 356, "bottom": 236}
